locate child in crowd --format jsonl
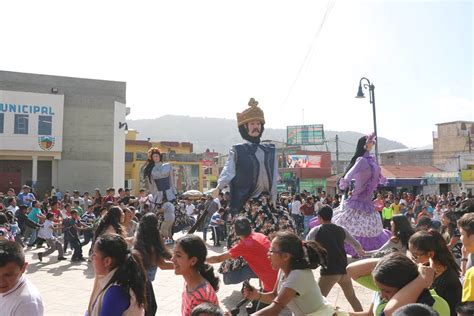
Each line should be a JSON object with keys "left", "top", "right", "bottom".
{"left": 209, "top": 208, "right": 225, "bottom": 247}
{"left": 0, "top": 212, "right": 13, "bottom": 241}
{"left": 81, "top": 205, "right": 96, "bottom": 248}
{"left": 0, "top": 240, "right": 44, "bottom": 315}
{"left": 87, "top": 234, "right": 146, "bottom": 315}
{"left": 381, "top": 201, "right": 393, "bottom": 229}
{"left": 244, "top": 231, "right": 346, "bottom": 315}
{"left": 133, "top": 213, "right": 174, "bottom": 316}
{"left": 457, "top": 213, "right": 474, "bottom": 303}
{"left": 37, "top": 213, "right": 66, "bottom": 262}
{"left": 408, "top": 230, "right": 461, "bottom": 316}
{"left": 63, "top": 210, "right": 85, "bottom": 262}
{"left": 172, "top": 234, "right": 220, "bottom": 316}
{"left": 346, "top": 252, "right": 449, "bottom": 316}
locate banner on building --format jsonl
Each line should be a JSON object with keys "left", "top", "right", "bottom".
{"left": 287, "top": 124, "right": 325, "bottom": 145}
{"left": 286, "top": 155, "right": 321, "bottom": 168}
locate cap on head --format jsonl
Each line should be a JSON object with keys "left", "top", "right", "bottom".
{"left": 236, "top": 98, "right": 265, "bottom": 127}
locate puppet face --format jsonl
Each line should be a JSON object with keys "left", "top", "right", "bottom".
{"left": 247, "top": 120, "right": 262, "bottom": 137}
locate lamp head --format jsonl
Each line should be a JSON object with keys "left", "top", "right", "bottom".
{"left": 355, "top": 84, "right": 365, "bottom": 98}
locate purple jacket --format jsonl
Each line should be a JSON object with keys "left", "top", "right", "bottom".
{"left": 339, "top": 152, "right": 386, "bottom": 213}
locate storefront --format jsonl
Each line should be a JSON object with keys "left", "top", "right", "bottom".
{"left": 461, "top": 170, "right": 474, "bottom": 196}
{"left": 425, "top": 172, "right": 462, "bottom": 195}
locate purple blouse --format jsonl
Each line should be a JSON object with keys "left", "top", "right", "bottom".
{"left": 339, "top": 152, "right": 386, "bottom": 213}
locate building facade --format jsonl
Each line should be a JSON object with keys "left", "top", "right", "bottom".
{"left": 0, "top": 70, "right": 128, "bottom": 195}
{"left": 124, "top": 130, "right": 206, "bottom": 195}
{"left": 380, "top": 146, "right": 433, "bottom": 166}
{"left": 433, "top": 121, "right": 474, "bottom": 195}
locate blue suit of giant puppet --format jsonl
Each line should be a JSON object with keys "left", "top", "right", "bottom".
{"left": 213, "top": 98, "right": 278, "bottom": 212}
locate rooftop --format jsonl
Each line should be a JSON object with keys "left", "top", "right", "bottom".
{"left": 381, "top": 144, "right": 433, "bottom": 154}
{"left": 436, "top": 120, "right": 474, "bottom": 126}
{"left": 381, "top": 165, "right": 441, "bottom": 178}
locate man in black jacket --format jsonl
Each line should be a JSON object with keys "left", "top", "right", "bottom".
{"left": 306, "top": 205, "right": 364, "bottom": 312}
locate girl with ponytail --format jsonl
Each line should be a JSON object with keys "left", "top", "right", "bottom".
{"left": 87, "top": 233, "right": 147, "bottom": 316}
{"left": 171, "top": 234, "right": 220, "bottom": 316}
{"left": 408, "top": 230, "right": 462, "bottom": 316}
{"left": 243, "top": 231, "right": 345, "bottom": 315}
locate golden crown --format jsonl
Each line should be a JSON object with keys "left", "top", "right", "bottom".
{"left": 236, "top": 98, "right": 265, "bottom": 127}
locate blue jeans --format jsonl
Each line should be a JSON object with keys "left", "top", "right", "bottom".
{"left": 202, "top": 216, "right": 212, "bottom": 241}
{"left": 25, "top": 226, "right": 38, "bottom": 246}
{"left": 303, "top": 215, "right": 315, "bottom": 237}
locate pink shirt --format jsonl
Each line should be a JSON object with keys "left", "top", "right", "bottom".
{"left": 181, "top": 280, "right": 218, "bottom": 316}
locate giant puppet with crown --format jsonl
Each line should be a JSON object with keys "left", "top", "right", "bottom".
{"left": 210, "top": 98, "right": 278, "bottom": 213}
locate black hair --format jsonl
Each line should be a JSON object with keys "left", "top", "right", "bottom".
{"left": 143, "top": 150, "right": 164, "bottom": 183}
{"left": 7, "top": 197, "right": 15, "bottom": 205}
{"left": 0, "top": 240, "right": 25, "bottom": 268}
{"left": 372, "top": 252, "right": 419, "bottom": 289}
{"left": 238, "top": 123, "right": 265, "bottom": 144}
{"left": 234, "top": 217, "right": 252, "bottom": 236}
{"left": 46, "top": 212, "right": 54, "bottom": 220}
{"left": 191, "top": 303, "right": 224, "bottom": 316}
{"left": 342, "top": 136, "right": 368, "bottom": 178}
{"left": 274, "top": 231, "right": 327, "bottom": 270}
{"left": 94, "top": 234, "right": 147, "bottom": 308}
{"left": 393, "top": 303, "right": 439, "bottom": 316}
{"left": 176, "top": 235, "right": 220, "bottom": 291}
{"left": 95, "top": 206, "right": 125, "bottom": 238}
{"left": 408, "top": 230, "right": 460, "bottom": 275}
{"left": 318, "top": 205, "right": 333, "bottom": 221}
{"left": 0, "top": 213, "right": 8, "bottom": 225}
{"left": 391, "top": 215, "right": 415, "bottom": 248}
{"left": 5, "top": 211, "right": 14, "bottom": 223}
{"left": 133, "top": 213, "right": 172, "bottom": 269}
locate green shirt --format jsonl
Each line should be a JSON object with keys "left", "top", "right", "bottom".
{"left": 381, "top": 207, "right": 393, "bottom": 220}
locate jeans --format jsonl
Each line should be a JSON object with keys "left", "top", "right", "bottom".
{"left": 42, "top": 238, "right": 65, "bottom": 258}
{"left": 202, "top": 216, "right": 212, "bottom": 241}
{"left": 210, "top": 225, "right": 223, "bottom": 246}
{"left": 25, "top": 226, "right": 38, "bottom": 246}
{"left": 69, "top": 235, "right": 83, "bottom": 260}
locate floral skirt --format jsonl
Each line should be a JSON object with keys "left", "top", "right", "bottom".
{"left": 332, "top": 205, "right": 391, "bottom": 256}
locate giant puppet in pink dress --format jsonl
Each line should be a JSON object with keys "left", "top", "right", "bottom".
{"left": 331, "top": 133, "right": 390, "bottom": 256}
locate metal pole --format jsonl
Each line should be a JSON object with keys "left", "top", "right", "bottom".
{"left": 335, "top": 135, "right": 339, "bottom": 174}
{"left": 369, "top": 84, "right": 379, "bottom": 163}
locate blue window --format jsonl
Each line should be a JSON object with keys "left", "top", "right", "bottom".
{"left": 0, "top": 113, "right": 3, "bottom": 133}
{"left": 14, "top": 114, "right": 29, "bottom": 134}
{"left": 38, "top": 115, "right": 52, "bottom": 135}
{"left": 125, "top": 152, "right": 134, "bottom": 162}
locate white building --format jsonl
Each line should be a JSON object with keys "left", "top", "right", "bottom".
{"left": 0, "top": 70, "right": 128, "bottom": 195}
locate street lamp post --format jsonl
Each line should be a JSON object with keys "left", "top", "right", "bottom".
{"left": 356, "top": 77, "right": 379, "bottom": 163}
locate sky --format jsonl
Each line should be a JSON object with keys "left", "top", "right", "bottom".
{"left": 1, "top": 0, "right": 472, "bottom": 147}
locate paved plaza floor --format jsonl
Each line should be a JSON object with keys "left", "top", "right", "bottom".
{"left": 24, "top": 233, "right": 374, "bottom": 316}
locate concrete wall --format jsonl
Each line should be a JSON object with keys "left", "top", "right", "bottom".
{"left": 381, "top": 150, "right": 433, "bottom": 166}
{"left": 433, "top": 122, "right": 473, "bottom": 168}
{"left": 0, "top": 70, "right": 126, "bottom": 194}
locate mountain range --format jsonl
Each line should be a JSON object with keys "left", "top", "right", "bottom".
{"left": 127, "top": 115, "right": 407, "bottom": 160}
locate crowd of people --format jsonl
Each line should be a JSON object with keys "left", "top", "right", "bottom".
{"left": 0, "top": 183, "right": 474, "bottom": 315}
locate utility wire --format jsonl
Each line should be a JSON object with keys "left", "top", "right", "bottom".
{"left": 280, "top": 0, "right": 336, "bottom": 108}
